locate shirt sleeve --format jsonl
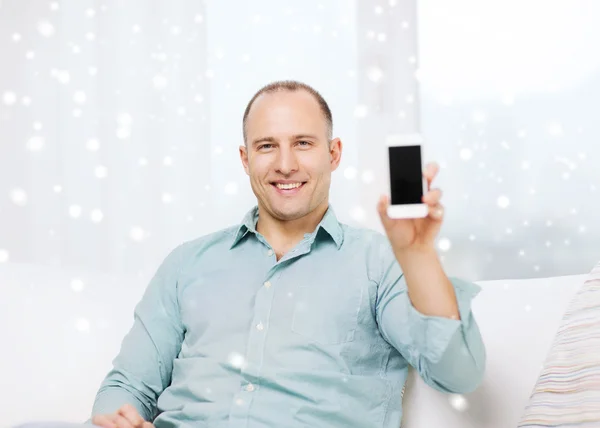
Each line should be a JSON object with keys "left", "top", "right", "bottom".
{"left": 373, "top": 237, "right": 486, "bottom": 394}
{"left": 90, "top": 243, "right": 188, "bottom": 421}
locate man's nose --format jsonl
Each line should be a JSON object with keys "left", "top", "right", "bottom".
{"left": 275, "top": 147, "right": 299, "bottom": 175}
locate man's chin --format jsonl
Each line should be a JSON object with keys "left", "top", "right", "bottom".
{"left": 268, "top": 204, "right": 307, "bottom": 221}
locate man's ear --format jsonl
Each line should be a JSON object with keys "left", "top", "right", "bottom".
{"left": 239, "top": 145, "right": 250, "bottom": 176}
{"left": 329, "top": 137, "right": 342, "bottom": 171}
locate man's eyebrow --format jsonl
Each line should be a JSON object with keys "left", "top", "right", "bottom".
{"left": 292, "top": 134, "right": 319, "bottom": 140}
{"left": 251, "top": 135, "right": 319, "bottom": 146}
{"left": 251, "top": 136, "right": 277, "bottom": 146}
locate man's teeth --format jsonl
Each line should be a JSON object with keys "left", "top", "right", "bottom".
{"left": 275, "top": 182, "right": 302, "bottom": 190}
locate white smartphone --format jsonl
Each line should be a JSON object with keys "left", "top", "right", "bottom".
{"left": 386, "top": 134, "right": 428, "bottom": 219}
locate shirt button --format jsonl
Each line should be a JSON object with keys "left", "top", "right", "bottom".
{"left": 245, "top": 383, "right": 255, "bottom": 392}
{"left": 267, "top": 249, "right": 273, "bottom": 256}
{"left": 264, "top": 281, "right": 271, "bottom": 288}
{"left": 256, "top": 322, "right": 264, "bottom": 331}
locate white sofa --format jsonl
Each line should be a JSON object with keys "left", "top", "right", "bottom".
{"left": 0, "top": 262, "right": 586, "bottom": 428}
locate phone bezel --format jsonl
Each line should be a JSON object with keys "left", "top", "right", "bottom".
{"left": 385, "top": 134, "right": 429, "bottom": 219}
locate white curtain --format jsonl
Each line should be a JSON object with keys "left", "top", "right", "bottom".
{"left": 1, "top": 0, "right": 211, "bottom": 275}
{"left": 0, "top": 0, "right": 598, "bottom": 283}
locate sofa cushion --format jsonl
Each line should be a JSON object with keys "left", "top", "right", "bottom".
{"left": 401, "top": 273, "right": 586, "bottom": 428}
{"left": 518, "top": 261, "right": 600, "bottom": 427}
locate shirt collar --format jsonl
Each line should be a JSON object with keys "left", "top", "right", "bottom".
{"left": 230, "top": 205, "right": 344, "bottom": 250}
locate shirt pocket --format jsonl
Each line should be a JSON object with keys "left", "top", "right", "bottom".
{"left": 291, "top": 279, "right": 363, "bottom": 345}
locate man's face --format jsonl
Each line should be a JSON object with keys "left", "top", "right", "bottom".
{"left": 240, "top": 90, "right": 342, "bottom": 222}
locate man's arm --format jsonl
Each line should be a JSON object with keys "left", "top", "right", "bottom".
{"left": 91, "top": 244, "right": 187, "bottom": 421}
{"left": 374, "top": 238, "right": 486, "bottom": 394}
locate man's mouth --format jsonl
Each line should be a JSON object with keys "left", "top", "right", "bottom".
{"left": 271, "top": 181, "right": 306, "bottom": 194}
{"left": 274, "top": 182, "right": 303, "bottom": 190}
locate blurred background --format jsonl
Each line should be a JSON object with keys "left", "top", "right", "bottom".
{"left": 1, "top": 0, "right": 598, "bottom": 282}
{"left": 1, "top": 0, "right": 599, "bottom": 425}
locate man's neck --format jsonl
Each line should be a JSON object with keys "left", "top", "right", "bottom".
{"left": 256, "top": 203, "right": 329, "bottom": 256}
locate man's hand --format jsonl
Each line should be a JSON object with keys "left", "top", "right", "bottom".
{"left": 377, "top": 162, "right": 443, "bottom": 254}
{"left": 92, "top": 404, "right": 154, "bottom": 428}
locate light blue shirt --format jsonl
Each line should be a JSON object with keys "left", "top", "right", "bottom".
{"left": 91, "top": 205, "right": 485, "bottom": 427}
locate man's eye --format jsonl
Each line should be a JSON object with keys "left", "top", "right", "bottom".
{"left": 258, "top": 144, "right": 273, "bottom": 150}
{"left": 297, "top": 140, "right": 310, "bottom": 146}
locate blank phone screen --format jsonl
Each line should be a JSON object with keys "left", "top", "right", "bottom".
{"left": 388, "top": 145, "right": 423, "bottom": 205}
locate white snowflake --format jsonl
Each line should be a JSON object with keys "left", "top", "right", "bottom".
{"left": 69, "top": 205, "right": 82, "bottom": 218}
{"left": 547, "top": 122, "right": 563, "bottom": 137}
{"left": 52, "top": 69, "right": 70, "bottom": 84}
{"left": 0, "top": 249, "right": 9, "bottom": 263}
{"left": 26, "top": 51, "right": 35, "bottom": 60}
{"left": 497, "top": 195, "right": 510, "bottom": 209}
{"left": 86, "top": 139, "right": 100, "bottom": 151}
{"left": 438, "top": 238, "right": 451, "bottom": 252}
{"left": 116, "top": 128, "right": 130, "bottom": 139}
{"left": 354, "top": 105, "right": 368, "bottom": 118}
{"left": 27, "top": 136, "right": 45, "bottom": 152}
{"left": 37, "top": 20, "right": 55, "bottom": 37}
{"left": 33, "top": 122, "right": 42, "bottom": 130}
{"left": 459, "top": 148, "right": 473, "bottom": 161}
{"left": 344, "top": 166, "right": 357, "bottom": 180}
{"left": 471, "top": 110, "right": 486, "bottom": 123}
{"left": 75, "top": 318, "right": 90, "bottom": 332}
{"left": 95, "top": 165, "right": 108, "bottom": 179}
{"left": 10, "top": 188, "right": 28, "bottom": 206}
{"left": 12, "top": 33, "right": 21, "bottom": 42}
{"left": 227, "top": 352, "right": 247, "bottom": 369}
{"left": 366, "top": 66, "right": 383, "bottom": 83}
{"left": 73, "top": 91, "right": 86, "bottom": 104}
{"left": 163, "top": 156, "right": 173, "bottom": 166}
{"left": 361, "top": 169, "right": 374, "bottom": 184}
{"left": 153, "top": 75, "right": 168, "bottom": 89}
{"left": 224, "top": 182, "right": 238, "bottom": 195}
{"left": 70, "top": 278, "right": 85, "bottom": 292}
{"left": 130, "top": 226, "right": 146, "bottom": 242}
{"left": 449, "top": 394, "right": 469, "bottom": 412}
{"left": 350, "top": 206, "right": 366, "bottom": 223}
{"left": 90, "top": 209, "right": 104, "bottom": 223}
{"left": 3, "top": 91, "right": 17, "bottom": 105}
{"left": 162, "top": 193, "right": 173, "bottom": 204}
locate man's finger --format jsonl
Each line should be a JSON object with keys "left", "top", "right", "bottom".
{"left": 118, "top": 404, "right": 145, "bottom": 427}
{"left": 377, "top": 195, "right": 393, "bottom": 229}
{"left": 91, "top": 415, "right": 117, "bottom": 428}
{"left": 422, "top": 188, "right": 442, "bottom": 206}
{"left": 113, "top": 414, "right": 135, "bottom": 428}
{"left": 423, "top": 162, "right": 439, "bottom": 188}
{"left": 427, "top": 203, "right": 444, "bottom": 221}
{"left": 141, "top": 423, "right": 154, "bottom": 428}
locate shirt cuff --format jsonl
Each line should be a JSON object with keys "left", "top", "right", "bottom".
{"left": 407, "top": 277, "right": 481, "bottom": 364}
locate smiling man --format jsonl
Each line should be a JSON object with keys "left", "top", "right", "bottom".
{"left": 24, "top": 80, "right": 485, "bottom": 428}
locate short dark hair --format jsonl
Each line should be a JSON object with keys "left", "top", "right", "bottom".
{"left": 242, "top": 80, "right": 333, "bottom": 144}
